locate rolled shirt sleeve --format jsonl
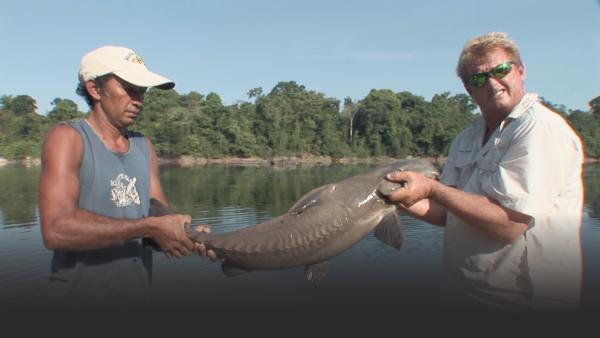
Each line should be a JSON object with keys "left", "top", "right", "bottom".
{"left": 478, "top": 106, "right": 583, "bottom": 221}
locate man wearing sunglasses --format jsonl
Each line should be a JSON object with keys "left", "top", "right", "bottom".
{"left": 384, "top": 32, "right": 583, "bottom": 312}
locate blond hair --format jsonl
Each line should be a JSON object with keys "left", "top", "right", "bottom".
{"left": 456, "top": 32, "right": 523, "bottom": 81}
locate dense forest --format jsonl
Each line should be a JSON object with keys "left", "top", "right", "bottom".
{"left": 1, "top": 81, "right": 599, "bottom": 161}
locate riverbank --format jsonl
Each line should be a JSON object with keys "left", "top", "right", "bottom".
{"left": 1, "top": 154, "right": 597, "bottom": 168}
{"left": 157, "top": 155, "right": 432, "bottom": 167}
{"left": 1, "top": 154, "right": 430, "bottom": 168}
{"left": 0, "top": 156, "right": 40, "bottom": 167}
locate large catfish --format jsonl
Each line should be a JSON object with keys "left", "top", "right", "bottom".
{"left": 149, "top": 158, "right": 439, "bottom": 282}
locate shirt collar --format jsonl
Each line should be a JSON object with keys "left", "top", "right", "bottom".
{"left": 506, "top": 93, "right": 538, "bottom": 120}
{"left": 500, "top": 92, "right": 538, "bottom": 131}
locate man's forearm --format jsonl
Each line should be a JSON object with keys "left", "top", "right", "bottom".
{"left": 403, "top": 198, "right": 447, "bottom": 226}
{"left": 430, "top": 181, "right": 530, "bottom": 243}
{"left": 42, "top": 208, "right": 156, "bottom": 251}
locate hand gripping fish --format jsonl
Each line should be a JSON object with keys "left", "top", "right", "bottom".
{"left": 149, "top": 158, "right": 439, "bottom": 283}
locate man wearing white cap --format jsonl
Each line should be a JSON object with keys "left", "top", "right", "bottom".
{"left": 38, "top": 46, "right": 215, "bottom": 306}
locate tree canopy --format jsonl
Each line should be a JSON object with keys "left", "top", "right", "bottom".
{"left": 0, "top": 84, "right": 598, "bottom": 161}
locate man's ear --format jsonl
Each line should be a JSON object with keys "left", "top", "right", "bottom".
{"left": 463, "top": 82, "right": 473, "bottom": 97}
{"left": 516, "top": 63, "right": 526, "bottom": 82}
{"left": 85, "top": 80, "right": 102, "bottom": 101}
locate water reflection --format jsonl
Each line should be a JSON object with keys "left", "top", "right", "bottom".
{"left": 159, "top": 163, "right": 373, "bottom": 218}
{"left": 0, "top": 165, "right": 40, "bottom": 229}
{"left": 585, "top": 164, "right": 600, "bottom": 222}
{"left": 157, "top": 163, "right": 380, "bottom": 242}
{"left": 0, "top": 162, "right": 599, "bottom": 313}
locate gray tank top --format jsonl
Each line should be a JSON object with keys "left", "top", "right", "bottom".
{"left": 75, "top": 119, "right": 150, "bottom": 217}
{"left": 49, "top": 119, "right": 154, "bottom": 307}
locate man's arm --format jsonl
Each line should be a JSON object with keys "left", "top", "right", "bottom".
{"left": 148, "top": 138, "right": 168, "bottom": 206}
{"left": 38, "top": 124, "right": 194, "bottom": 257}
{"left": 399, "top": 198, "right": 448, "bottom": 227}
{"left": 146, "top": 139, "right": 218, "bottom": 261}
{"left": 385, "top": 171, "right": 530, "bottom": 244}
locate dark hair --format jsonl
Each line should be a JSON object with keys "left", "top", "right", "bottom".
{"left": 76, "top": 74, "right": 111, "bottom": 108}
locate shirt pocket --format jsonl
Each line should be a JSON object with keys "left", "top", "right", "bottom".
{"left": 450, "top": 149, "right": 477, "bottom": 187}
{"left": 455, "top": 149, "right": 474, "bottom": 167}
{"left": 475, "top": 145, "right": 505, "bottom": 193}
{"left": 477, "top": 143, "right": 503, "bottom": 173}
{"left": 441, "top": 149, "right": 473, "bottom": 187}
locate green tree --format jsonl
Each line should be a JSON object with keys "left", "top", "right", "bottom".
{"left": 247, "top": 87, "right": 264, "bottom": 103}
{"left": 136, "top": 88, "right": 187, "bottom": 156}
{"left": 47, "top": 98, "right": 84, "bottom": 123}
{"left": 342, "top": 97, "right": 359, "bottom": 145}
{"left": 220, "top": 102, "right": 261, "bottom": 157}
{"left": 589, "top": 96, "right": 600, "bottom": 118}
{"left": 255, "top": 81, "right": 341, "bottom": 156}
{"left": 417, "top": 92, "right": 476, "bottom": 156}
{"left": 568, "top": 110, "right": 600, "bottom": 158}
{"left": 2, "top": 95, "right": 37, "bottom": 116}
{"left": 354, "top": 89, "right": 412, "bottom": 157}
{"left": 540, "top": 97, "right": 568, "bottom": 116}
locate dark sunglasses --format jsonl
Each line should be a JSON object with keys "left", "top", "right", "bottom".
{"left": 466, "top": 61, "right": 514, "bottom": 88}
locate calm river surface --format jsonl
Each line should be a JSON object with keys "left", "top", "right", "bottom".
{"left": 1, "top": 162, "right": 599, "bottom": 315}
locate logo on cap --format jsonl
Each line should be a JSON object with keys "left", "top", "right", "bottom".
{"left": 125, "top": 52, "right": 145, "bottom": 65}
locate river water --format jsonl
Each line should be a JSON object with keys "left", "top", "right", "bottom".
{"left": 0, "top": 162, "right": 599, "bottom": 316}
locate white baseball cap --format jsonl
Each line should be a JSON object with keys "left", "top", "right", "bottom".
{"left": 79, "top": 45, "right": 175, "bottom": 89}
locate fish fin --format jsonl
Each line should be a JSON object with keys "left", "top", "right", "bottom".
{"left": 373, "top": 211, "right": 404, "bottom": 250}
{"left": 149, "top": 198, "right": 172, "bottom": 217}
{"left": 304, "top": 262, "right": 328, "bottom": 284}
{"left": 288, "top": 184, "right": 330, "bottom": 215}
{"left": 221, "top": 262, "right": 252, "bottom": 277}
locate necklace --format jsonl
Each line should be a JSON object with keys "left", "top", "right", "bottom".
{"left": 84, "top": 118, "right": 130, "bottom": 154}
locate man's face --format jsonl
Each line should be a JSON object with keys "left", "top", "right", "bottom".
{"left": 464, "top": 48, "right": 525, "bottom": 120}
{"left": 96, "top": 76, "right": 147, "bottom": 128}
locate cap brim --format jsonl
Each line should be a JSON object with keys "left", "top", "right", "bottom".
{"left": 113, "top": 68, "right": 175, "bottom": 89}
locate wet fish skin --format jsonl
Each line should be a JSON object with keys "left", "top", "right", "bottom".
{"left": 149, "top": 158, "right": 439, "bottom": 281}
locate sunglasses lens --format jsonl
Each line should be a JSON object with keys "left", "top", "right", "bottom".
{"left": 490, "top": 62, "right": 512, "bottom": 79}
{"left": 468, "top": 74, "right": 487, "bottom": 87}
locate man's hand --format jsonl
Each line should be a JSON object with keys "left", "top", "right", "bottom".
{"left": 384, "top": 170, "right": 436, "bottom": 208}
{"left": 149, "top": 214, "right": 195, "bottom": 258}
{"left": 190, "top": 225, "right": 220, "bottom": 262}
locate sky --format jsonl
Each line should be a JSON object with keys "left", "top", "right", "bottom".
{"left": 1, "top": 0, "right": 599, "bottom": 115}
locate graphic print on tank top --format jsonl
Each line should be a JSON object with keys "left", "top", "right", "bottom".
{"left": 110, "top": 173, "right": 141, "bottom": 207}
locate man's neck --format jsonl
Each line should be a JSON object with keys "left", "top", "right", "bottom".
{"left": 481, "top": 111, "right": 509, "bottom": 145}
{"left": 85, "top": 113, "right": 130, "bottom": 153}
{"left": 87, "top": 108, "right": 126, "bottom": 134}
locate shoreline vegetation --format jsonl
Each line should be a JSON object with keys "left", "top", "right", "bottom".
{"left": 0, "top": 155, "right": 435, "bottom": 168}
{"left": 1, "top": 154, "right": 597, "bottom": 169}
{"left": 158, "top": 154, "right": 449, "bottom": 168}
